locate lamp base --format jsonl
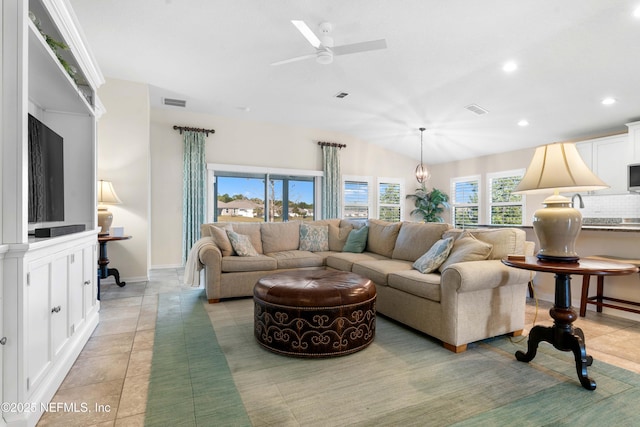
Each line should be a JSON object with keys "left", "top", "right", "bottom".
{"left": 533, "top": 194, "right": 582, "bottom": 263}
{"left": 98, "top": 207, "right": 113, "bottom": 236}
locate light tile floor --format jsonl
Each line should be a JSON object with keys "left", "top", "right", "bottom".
{"left": 36, "top": 269, "right": 640, "bottom": 426}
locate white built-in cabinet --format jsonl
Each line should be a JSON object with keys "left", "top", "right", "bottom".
{"left": 1, "top": 1, "right": 104, "bottom": 426}
{"left": 575, "top": 133, "right": 629, "bottom": 194}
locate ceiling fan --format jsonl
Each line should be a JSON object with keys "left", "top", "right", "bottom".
{"left": 271, "top": 20, "right": 387, "bottom": 66}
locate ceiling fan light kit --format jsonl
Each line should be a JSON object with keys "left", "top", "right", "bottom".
{"left": 272, "top": 20, "right": 387, "bottom": 66}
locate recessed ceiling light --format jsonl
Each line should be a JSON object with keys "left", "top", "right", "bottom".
{"left": 518, "top": 119, "right": 529, "bottom": 127}
{"left": 601, "top": 97, "right": 616, "bottom": 105}
{"left": 503, "top": 61, "right": 518, "bottom": 73}
{"left": 634, "top": 6, "right": 640, "bottom": 18}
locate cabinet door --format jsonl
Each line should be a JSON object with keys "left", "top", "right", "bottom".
{"left": 593, "top": 136, "right": 628, "bottom": 193}
{"left": 26, "top": 261, "right": 52, "bottom": 394}
{"left": 50, "top": 256, "right": 68, "bottom": 359}
{"left": 83, "top": 244, "right": 98, "bottom": 317}
{"left": 68, "top": 249, "right": 85, "bottom": 335}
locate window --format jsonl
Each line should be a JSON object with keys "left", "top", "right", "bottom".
{"left": 208, "top": 164, "right": 321, "bottom": 223}
{"left": 451, "top": 176, "right": 480, "bottom": 228}
{"left": 487, "top": 170, "right": 525, "bottom": 225}
{"left": 343, "top": 176, "right": 372, "bottom": 220}
{"left": 378, "top": 178, "right": 403, "bottom": 222}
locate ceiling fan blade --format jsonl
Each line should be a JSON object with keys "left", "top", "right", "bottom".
{"left": 291, "top": 20, "right": 321, "bottom": 48}
{"left": 332, "top": 39, "right": 387, "bottom": 56}
{"left": 271, "top": 53, "right": 317, "bottom": 66}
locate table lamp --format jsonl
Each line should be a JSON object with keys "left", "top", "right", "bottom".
{"left": 514, "top": 142, "right": 608, "bottom": 262}
{"left": 97, "top": 180, "right": 121, "bottom": 236}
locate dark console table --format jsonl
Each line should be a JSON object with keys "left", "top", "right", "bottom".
{"left": 98, "top": 235, "right": 132, "bottom": 299}
{"left": 502, "top": 256, "right": 638, "bottom": 390}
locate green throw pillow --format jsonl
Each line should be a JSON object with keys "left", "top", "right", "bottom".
{"left": 342, "top": 226, "right": 369, "bottom": 253}
{"left": 299, "top": 223, "right": 329, "bottom": 252}
{"left": 413, "top": 237, "right": 454, "bottom": 273}
{"left": 226, "top": 230, "right": 259, "bottom": 257}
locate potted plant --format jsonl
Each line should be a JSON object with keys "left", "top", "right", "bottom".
{"left": 406, "top": 185, "right": 450, "bottom": 222}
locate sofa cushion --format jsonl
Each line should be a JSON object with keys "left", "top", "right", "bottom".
{"left": 392, "top": 222, "right": 452, "bottom": 261}
{"left": 326, "top": 252, "right": 387, "bottom": 272}
{"left": 299, "top": 223, "right": 329, "bottom": 252}
{"left": 413, "top": 237, "right": 454, "bottom": 273}
{"left": 366, "top": 219, "right": 401, "bottom": 258}
{"left": 352, "top": 259, "right": 414, "bottom": 286}
{"left": 208, "top": 224, "right": 234, "bottom": 257}
{"left": 227, "top": 230, "right": 259, "bottom": 257}
{"left": 310, "top": 219, "right": 341, "bottom": 227}
{"left": 439, "top": 231, "right": 493, "bottom": 272}
{"left": 343, "top": 226, "right": 369, "bottom": 253}
{"left": 388, "top": 270, "right": 442, "bottom": 302}
{"left": 266, "top": 250, "right": 324, "bottom": 269}
{"left": 443, "top": 228, "right": 525, "bottom": 260}
{"left": 328, "top": 224, "right": 353, "bottom": 252}
{"left": 230, "top": 223, "right": 263, "bottom": 254}
{"left": 221, "top": 254, "right": 277, "bottom": 272}
{"left": 261, "top": 221, "right": 300, "bottom": 253}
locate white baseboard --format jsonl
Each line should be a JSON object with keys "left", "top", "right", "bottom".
{"left": 150, "top": 263, "right": 184, "bottom": 270}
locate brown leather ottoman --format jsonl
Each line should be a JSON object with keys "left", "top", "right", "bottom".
{"left": 253, "top": 270, "right": 376, "bottom": 357}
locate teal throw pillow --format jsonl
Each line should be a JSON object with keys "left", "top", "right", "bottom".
{"left": 299, "top": 223, "right": 329, "bottom": 252}
{"left": 413, "top": 237, "right": 454, "bottom": 273}
{"left": 226, "top": 230, "right": 259, "bottom": 257}
{"left": 342, "top": 226, "right": 369, "bottom": 253}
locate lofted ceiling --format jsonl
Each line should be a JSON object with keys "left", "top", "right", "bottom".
{"left": 69, "top": 0, "right": 640, "bottom": 164}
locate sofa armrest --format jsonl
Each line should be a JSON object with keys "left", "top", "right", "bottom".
{"left": 198, "top": 242, "right": 223, "bottom": 301}
{"left": 441, "top": 259, "right": 534, "bottom": 293}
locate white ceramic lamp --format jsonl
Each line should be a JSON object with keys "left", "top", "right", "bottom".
{"left": 97, "top": 180, "right": 122, "bottom": 236}
{"left": 514, "top": 142, "right": 608, "bottom": 262}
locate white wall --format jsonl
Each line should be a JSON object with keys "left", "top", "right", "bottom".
{"left": 97, "top": 78, "right": 150, "bottom": 282}
{"left": 149, "top": 108, "right": 419, "bottom": 267}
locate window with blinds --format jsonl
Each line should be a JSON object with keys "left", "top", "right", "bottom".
{"left": 378, "top": 181, "right": 402, "bottom": 222}
{"left": 451, "top": 176, "right": 480, "bottom": 228}
{"left": 488, "top": 170, "right": 525, "bottom": 225}
{"left": 344, "top": 179, "right": 370, "bottom": 219}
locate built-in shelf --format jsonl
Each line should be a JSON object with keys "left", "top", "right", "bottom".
{"left": 28, "top": 20, "right": 94, "bottom": 115}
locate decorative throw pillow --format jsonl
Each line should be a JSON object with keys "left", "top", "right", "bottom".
{"left": 438, "top": 231, "right": 493, "bottom": 272}
{"left": 208, "top": 224, "right": 234, "bottom": 257}
{"left": 299, "top": 223, "right": 329, "bottom": 252}
{"left": 226, "top": 230, "right": 259, "bottom": 257}
{"left": 342, "top": 226, "right": 369, "bottom": 253}
{"left": 328, "top": 224, "right": 353, "bottom": 251}
{"left": 413, "top": 237, "right": 454, "bottom": 274}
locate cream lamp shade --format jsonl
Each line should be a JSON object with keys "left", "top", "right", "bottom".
{"left": 97, "top": 180, "right": 122, "bottom": 235}
{"left": 514, "top": 142, "right": 608, "bottom": 262}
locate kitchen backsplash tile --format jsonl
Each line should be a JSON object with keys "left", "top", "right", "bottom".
{"left": 578, "top": 193, "right": 640, "bottom": 219}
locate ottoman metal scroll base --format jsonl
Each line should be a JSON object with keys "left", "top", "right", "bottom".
{"left": 253, "top": 270, "right": 377, "bottom": 358}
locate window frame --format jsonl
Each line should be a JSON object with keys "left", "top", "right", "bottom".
{"left": 377, "top": 177, "right": 404, "bottom": 222}
{"left": 342, "top": 175, "right": 374, "bottom": 221}
{"left": 486, "top": 169, "right": 526, "bottom": 226}
{"left": 450, "top": 175, "right": 481, "bottom": 228}
{"left": 207, "top": 164, "right": 322, "bottom": 222}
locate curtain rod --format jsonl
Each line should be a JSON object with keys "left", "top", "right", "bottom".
{"left": 173, "top": 125, "right": 216, "bottom": 136}
{"left": 318, "top": 141, "right": 346, "bottom": 149}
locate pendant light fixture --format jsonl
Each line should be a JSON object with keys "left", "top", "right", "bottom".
{"left": 415, "top": 127, "right": 430, "bottom": 183}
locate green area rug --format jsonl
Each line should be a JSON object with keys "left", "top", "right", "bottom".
{"left": 145, "top": 290, "right": 250, "bottom": 426}
{"left": 148, "top": 291, "right": 640, "bottom": 426}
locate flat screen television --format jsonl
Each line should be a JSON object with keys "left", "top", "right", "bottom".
{"left": 28, "top": 114, "right": 65, "bottom": 223}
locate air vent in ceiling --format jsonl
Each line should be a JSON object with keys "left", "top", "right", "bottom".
{"left": 335, "top": 92, "right": 349, "bottom": 99}
{"left": 464, "top": 103, "right": 489, "bottom": 115}
{"left": 163, "top": 97, "right": 187, "bottom": 107}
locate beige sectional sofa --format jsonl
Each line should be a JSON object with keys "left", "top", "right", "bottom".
{"left": 194, "top": 219, "right": 534, "bottom": 352}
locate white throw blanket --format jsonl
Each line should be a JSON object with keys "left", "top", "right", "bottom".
{"left": 184, "top": 237, "right": 213, "bottom": 287}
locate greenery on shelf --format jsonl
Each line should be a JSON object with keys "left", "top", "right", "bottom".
{"left": 406, "top": 185, "right": 450, "bottom": 222}
{"left": 30, "top": 10, "right": 83, "bottom": 86}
